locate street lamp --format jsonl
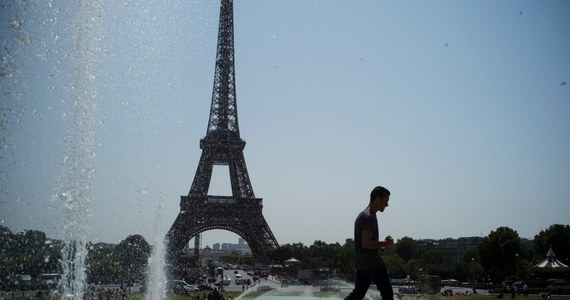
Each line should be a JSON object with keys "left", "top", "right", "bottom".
{"left": 418, "top": 268, "right": 423, "bottom": 296}
{"left": 471, "top": 257, "right": 475, "bottom": 284}
{"left": 515, "top": 253, "right": 519, "bottom": 281}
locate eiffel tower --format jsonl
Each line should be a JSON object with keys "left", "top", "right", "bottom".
{"left": 166, "top": 0, "right": 279, "bottom": 261}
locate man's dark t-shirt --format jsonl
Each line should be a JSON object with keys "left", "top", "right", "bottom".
{"left": 354, "top": 208, "right": 385, "bottom": 270}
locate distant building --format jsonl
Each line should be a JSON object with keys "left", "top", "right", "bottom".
{"left": 420, "top": 236, "right": 533, "bottom": 264}
{"left": 429, "top": 237, "right": 481, "bottom": 263}
{"left": 417, "top": 237, "right": 532, "bottom": 264}
{"left": 220, "top": 241, "right": 251, "bottom": 253}
{"left": 236, "top": 238, "right": 251, "bottom": 253}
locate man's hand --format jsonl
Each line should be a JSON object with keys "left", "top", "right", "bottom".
{"left": 362, "top": 230, "right": 395, "bottom": 250}
{"left": 378, "top": 235, "right": 394, "bottom": 251}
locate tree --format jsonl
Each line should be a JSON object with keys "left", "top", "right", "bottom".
{"left": 463, "top": 246, "right": 478, "bottom": 262}
{"left": 337, "top": 239, "right": 355, "bottom": 275}
{"left": 42, "top": 239, "right": 63, "bottom": 274}
{"left": 396, "top": 237, "right": 419, "bottom": 262}
{"left": 478, "top": 226, "right": 523, "bottom": 282}
{"left": 0, "top": 225, "right": 16, "bottom": 288}
{"left": 533, "top": 224, "right": 570, "bottom": 264}
{"left": 13, "top": 230, "right": 50, "bottom": 278}
{"left": 114, "top": 235, "right": 150, "bottom": 284}
{"left": 308, "top": 240, "right": 340, "bottom": 270}
{"left": 87, "top": 242, "right": 121, "bottom": 284}
{"left": 420, "top": 245, "right": 443, "bottom": 265}
{"left": 405, "top": 258, "right": 422, "bottom": 280}
{"left": 383, "top": 254, "right": 406, "bottom": 278}
{"left": 273, "top": 242, "right": 310, "bottom": 268}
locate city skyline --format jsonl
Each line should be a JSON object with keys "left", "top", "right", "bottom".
{"left": 0, "top": 222, "right": 556, "bottom": 251}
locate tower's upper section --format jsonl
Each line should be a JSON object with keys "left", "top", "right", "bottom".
{"left": 206, "top": 0, "right": 240, "bottom": 140}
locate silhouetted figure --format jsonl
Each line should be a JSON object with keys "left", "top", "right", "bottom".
{"left": 344, "top": 186, "right": 395, "bottom": 300}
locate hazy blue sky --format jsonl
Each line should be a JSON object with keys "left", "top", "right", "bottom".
{"left": 1, "top": 1, "right": 569, "bottom": 249}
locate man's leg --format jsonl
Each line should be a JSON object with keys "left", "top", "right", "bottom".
{"left": 344, "top": 270, "right": 371, "bottom": 300}
{"left": 370, "top": 265, "right": 393, "bottom": 300}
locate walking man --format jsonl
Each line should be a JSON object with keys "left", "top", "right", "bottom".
{"left": 344, "top": 186, "right": 394, "bottom": 300}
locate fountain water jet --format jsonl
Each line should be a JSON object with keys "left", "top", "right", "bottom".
{"left": 56, "top": 1, "right": 103, "bottom": 298}
{"left": 144, "top": 196, "right": 168, "bottom": 300}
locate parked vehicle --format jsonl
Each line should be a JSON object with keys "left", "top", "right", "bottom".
{"left": 198, "top": 284, "right": 213, "bottom": 291}
{"left": 9, "top": 274, "right": 32, "bottom": 286}
{"left": 441, "top": 279, "right": 460, "bottom": 287}
{"left": 215, "top": 277, "right": 231, "bottom": 286}
{"left": 168, "top": 280, "right": 198, "bottom": 294}
{"left": 39, "top": 273, "right": 62, "bottom": 288}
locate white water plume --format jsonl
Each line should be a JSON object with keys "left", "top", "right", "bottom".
{"left": 57, "top": 1, "right": 103, "bottom": 299}
{"left": 144, "top": 196, "right": 168, "bottom": 300}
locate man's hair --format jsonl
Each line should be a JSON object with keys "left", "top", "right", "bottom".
{"left": 370, "top": 186, "right": 390, "bottom": 203}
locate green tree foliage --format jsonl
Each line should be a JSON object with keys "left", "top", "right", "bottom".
{"left": 0, "top": 225, "right": 16, "bottom": 288}
{"left": 1, "top": 229, "right": 154, "bottom": 286}
{"left": 383, "top": 254, "right": 406, "bottom": 278}
{"left": 337, "top": 239, "right": 355, "bottom": 275}
{"left": 273, "top": 241, "right": 352, "bottom": 277}
{"left": 405, "top": 258, "right": 422, "bottom": 280}
{"left": 463, "top": 246, "right": 478, "bottom": 262}
{"left": 272, "top": 242, "right": 308, "bottom": 267}
{"left": 42, "top": 239, "right": 63, "bottom": 274}
{"left": 0, "top": 226, "right": 63, "bottom": 288}
{"left": 395, "top": 237, "right": 419, "bottom": 262}
{"left": 308, "top": 240, "right": 341, "bottom": 269}
{"left": 477, "top": 226, "right": 523, "bottom": 281}
{"left": 16, "top": 230, "right": 63, "bottom": 279}
{"left": 87, "top": 242, "right": 122, "bottom": 284}
{"left": 13, "top": 230, "right": 46, "bottom": 278}
{"left": 420, "top": 244, "right": 444, "bottom": 265}
{"left": 113, "top": 234, "right": 151, "bottom": 284}
{"left": 533, "top": 224, "right": 570, "bottom": 263}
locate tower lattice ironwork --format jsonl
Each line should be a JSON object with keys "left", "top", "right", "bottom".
{"left": 166, "top": 0, "right": 279, "bottom": 260}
